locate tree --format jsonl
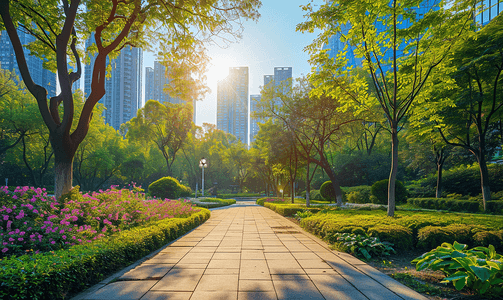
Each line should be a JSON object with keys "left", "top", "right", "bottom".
{"left": 223, "top": 141, "right": 251, "bottom": 193}
{"left": 259, "top": 77, "right": 356, "bottom": 206}
{"left": 411, "top": 15, "right": 503, "bottom": 209}
{"left": 124, "top": 100, "right": 192, "bottom": 177}
{"left": 298, "top": 0, "right": 474, "bottom": 216}
{"left": 0, "top": 0, "right": 261, "bottom": 199}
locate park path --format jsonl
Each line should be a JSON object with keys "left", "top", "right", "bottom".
{"left": 73, "top": 202, "right": 427, "bottom": 300}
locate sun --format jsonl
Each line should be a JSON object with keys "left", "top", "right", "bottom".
{"left": 206, "top": 54, "right": 237, "bottom": 81}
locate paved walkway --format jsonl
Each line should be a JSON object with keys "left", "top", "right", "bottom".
{"left": 74, "top": 203, "right": 427, "bottom": 300}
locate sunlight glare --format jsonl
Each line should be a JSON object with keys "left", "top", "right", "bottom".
{"left": 207, "top": 55, "right": 238, "bottom": 81}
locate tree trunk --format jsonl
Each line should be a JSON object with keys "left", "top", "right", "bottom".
{"left": 387, "top": 126, "right": 399, "bottom": 217}
{"left": 477, "top": 152, "right": 491, "bottom": 211}
{"left": 436, "top": 163, "right": 443, "bottom": 199}
{"left": 305, "top": 164, "right": 311, "bottom": 208}
{"left": 55, "top": 158, "right": 73, "bottom": 200}
{"left": 321, "top": 162, "right": 343, "bottom": 206}
{"left": 291, "top": 180, "right": 295, "bottom": 203}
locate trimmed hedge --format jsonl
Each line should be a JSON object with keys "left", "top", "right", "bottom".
{"left": 371, "top": 179, "right": 408, "bottom": 205}
{"left": 192, "top": 198, "right": 236, "bottom": 208}
{"left": 148, "top": 176, "right": 191, "bottom": 199}
{"left": 407, "top": 198, "right": 503, "bottom": 213}
{"left": 320, "top": 181, "right": 336, "bottom": 202}
{"left": 256, "top": 197, "right": 288, "bottom": 206}
{"left": 343, "top": 186, "right": 372, "bottom": 204}
{"left": 367, "top": 225, "right": 413, "bottom": 250}
{"left": 263, "top": 203, "right": 324, "bottom": 217}
{"left": 0, "top": 209, "right": 210, "bottom": 300}
{"left": 297, "top": 209, "right": 503, "bottom": 251}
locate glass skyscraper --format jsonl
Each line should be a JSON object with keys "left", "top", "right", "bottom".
{"left": 217, "top": 67, "right": 249, "bottom": 144}
{"left": 85, "top": 36, "right": 143, "bottom": 131}
{"left": 0, "top": 30, "right": 56, "bottom": 97}
{"left": 144, "top": 61, "right": 184, "bottom": 105}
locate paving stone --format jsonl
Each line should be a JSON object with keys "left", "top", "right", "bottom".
{"left": 268, "top": 268, "right": 306, "bottom": 275}
{"left": 190, "top": 291, "right": 237, "bottom": 300}
{"left": 266, "top": 259, "right": 301, "bottom": 269}
{"left": 195, "top": 274, "right": 239, "bottom": 291}
{"left": 264, "top": 253, "right": 294, "bottom": 260}
{"left": 120, "top": 264, "right": 173, "bottom": 280}
{"left": 304, "top": 268, "right": 338, "bottom": 275}
{"left": 238, "top": 291, "right": 277, "bottom": 300}
{"left": 238, "top": 280, "right": 275, "bottom": 292}
{"left": 291, "top": 252, "right": 319, "bottom": 260}
{"left": 205, "top": 269, "right": 240, "bottom": 275}
{"left": 139, "top": 291, "right": 192, "bottom": 300}
{"left": 271, "top": 274, "right": 310, "bottom": 281}
{"left": 212, "top": 252, "right": 240, "bottom": 260}
{"left": 241, "top": 250, "right": 265, "bottom": 260}
{"left": 82, "top": 281, "right": 155, "bottom": 300}
{"left": 172, "top": 263, "right": 208, "bottom": 269}
{"left": 151, "top": 269, "right": 204, "bottom": 292}
{"left": 189, "top": 246, "right": 217, "bottom": 253}
{"left": 272, "top": 279, "right": 324, "bottom": 300}
{"left": 296, "top": 259, "right": 333, "bottom": 269}
{"left": 207, "top": 259, "right": 240, "bottom": 269}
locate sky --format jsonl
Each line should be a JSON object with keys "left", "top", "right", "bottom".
{"left": 142, "top": 0, "right": 322, "bottom": 127}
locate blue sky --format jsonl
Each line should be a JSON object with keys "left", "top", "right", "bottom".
{"left": 143, "top": 0, "right": 322, "bottom": 126}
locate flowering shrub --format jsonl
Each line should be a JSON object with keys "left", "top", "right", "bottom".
{"left": 0, "top": 185, "right": 199, "bottom": 258}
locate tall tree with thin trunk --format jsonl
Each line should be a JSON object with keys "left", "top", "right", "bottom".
{"left": 0, "top": 0, "right": 261, "bottom": 199}
{"left": 298, "top": 0, "right": 474, "bottom": 216}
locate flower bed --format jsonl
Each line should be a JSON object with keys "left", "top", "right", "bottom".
{"left": 1, "top": 185, "right": 200, "bottom": 258}
{"left": 0, "top": 185, "right": 210, "bottom": 299}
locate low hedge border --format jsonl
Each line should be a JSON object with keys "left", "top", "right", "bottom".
{"left": 297, "top": 209, "right": 503, "bottom": 252}
{"left": 256, "top": 197, "right": 288, "bottom": 206}
{"left": 192, "top": 198, "right": 236, "bottom": 208}
{"left": 263, "top": 203, "right": 325, "bottom": 217}
{"left": 408, "top": 198, "right": 503, "bottom": 213}
{"left": 0, "top": 209, "right": 210, "bottom": 300}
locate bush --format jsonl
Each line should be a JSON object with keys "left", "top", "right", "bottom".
{"left": 417, "top": 224, "right": 474, "bottom": 249}
{"left": 367, "top": 225, "right": 414, "bottom": 250}
{"left": 328, "top": 233, "right": 395, "bottom": 260}
{"left": 310, "top": 189, "right": 322, "bottom": 200}
{"left": 0, "top": 208, "right": 210, "bottom": 300}
{"left": 256, "top": 197, "right": 287, "bottom": 206}
{"left": 264, "top": 203, "right": 323, "bottom": 217}
{"left": 192, "top": 198, "right": 236, "bottom": 208}
{"left": 371, "top": 179, "right": 408, "bottom": 205}
{"left": 320, "top": 181, "right": 336, "bottom": 202}
{"left": 472, "top": 230, "right": 503, "bottom": 249}
{"left": 407, "top": 198, "right": 481, "bottom": 213}
{"left": 148, "top": 177, "right": 191, "bottom": 199}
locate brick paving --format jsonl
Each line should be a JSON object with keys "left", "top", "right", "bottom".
{"left": 73, "top": 203, "right": 427, "bottom": 300}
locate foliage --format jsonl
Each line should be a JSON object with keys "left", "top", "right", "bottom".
{"left": 367, "top": 225, "right": 413, "bottom": 250}
{"left": 191, "top": 198, "right": 236, "bottom": 208}
{"left": 412, "top": 242, "right": 503, "bottom": 296}
{"left": 148, "top": 177, "right": 191, "bottom": 200}
{"left": 263, "top": 203, "right": 324, "bottom": 217}
{"left": 299, "top": 209, "right": 503, "bottom": 251}
{"left": 329, "top": 232, "right": 395, "bottom": 260}
{"left": 256, "top": 197, "right": 288, "bottom": 206}
{"left": 407, "top": 198, "right": 481, "bottom": 213}
{"left": 320, "top": 181, "right": 337, "bottom": 203}
{"left": 0, "top": 208, "right": 210, "bottom": 299}
{"left": 343, "top": 186, "right": 372, "bottom": 204}
{"left": 371, "top": 179, "right": 408, "bottom": 205}
{"left": 0, "top": 185, "right": 198, "bottom": 258}
{"left": 294, "top": 210, "right": 315, "bottom": 221}
{"left": 417, "top": 225, "right": 476, "bottom": 249}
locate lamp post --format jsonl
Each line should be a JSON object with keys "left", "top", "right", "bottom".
{"left": 199, "top": 158, "right": 207, "bottom": 196}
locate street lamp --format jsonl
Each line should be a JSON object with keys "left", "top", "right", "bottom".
{"left": 199, "top": 157, "right": 208, "bottom": 196}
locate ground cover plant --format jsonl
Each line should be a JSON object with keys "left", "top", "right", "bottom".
{"left": 191, "top": 197, "right": 236, "bottom": 208}
{"left": 0, "top": 185, "right": 199, "bottom": 258}
{"left": 0, "top": 185, "right": 209, "bottom": 299}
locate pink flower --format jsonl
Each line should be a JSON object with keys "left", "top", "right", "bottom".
{"left": 1, "top": 248, "right": 8, "bottom": 253}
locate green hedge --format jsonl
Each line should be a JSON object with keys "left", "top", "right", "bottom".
{"left": 263, "top": 203, "right": 324, "bottom": 217}
{"left": 218, "top": 193, "right": 260, "bottom": 199}
{"left": 0, "top": 209, "right": 210, "bottom": 300}
{"left": 407, "top": 198, "right": 503, "bottom": 213}
{"left": 298, "top": 209, "right": 503, "bottom": 251}
{"left": 256, "top": 197, "right": 288, "bottom": 206}
{"left": 371, "top": 179, "right": 408, "bottom": 205}
{"left": 342, "top": 186, "right": 372, "bottom": 204}
{"left": 192, "top": 198, "right": 236, "bottom": 208}
{"left": 148, "top": 176, "right": 191, "bottom": 199}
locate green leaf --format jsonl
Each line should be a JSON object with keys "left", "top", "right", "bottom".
{"left": 360, "top": 248, "right": 371, "bottom": 260}
{"left": 454, "top": 278, "right": 467, "bottom": 290}
{"left": 453, "top": 241, "right": 467, "bottom": 251}
{"left": 469, "top": 266, "right": 491, "bottom": 282}
{"left": 451, "top": 250, "right": 467, "bottom": 258}
{"left": 444, "top": 271, "right": 469, "bottom": 282}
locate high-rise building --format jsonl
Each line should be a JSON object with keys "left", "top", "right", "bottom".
{"left": 249, "top": 94, "right": 261, "bottom": 145}
{"left": 217, "top": 67, "right": 249, "bottom": 144}
{"left": 0, "top": 30, "right": 56, "bottom": 97}
{"left": 264, "top": 75, "right": 274, "bottom": 86}
{"left": 85, "top": 36, "right": 143, "bottom": 131}
{"left": 475, "top": 0, "right": 501, "bottom": 25}
{"left": 273, "top": 67, "right": 293, "bottom": 87}
{"left": 145, "top": 61, "right": 183, "bottom": 105}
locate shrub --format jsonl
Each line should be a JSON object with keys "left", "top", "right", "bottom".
{"left": 417, "top": 224, "right": 474, "bottom": 249}
{"left": 192, "top": 198, "right": 236, "bottom": 208}
{"left": 310, "top": 189, "right": 322, "bottom": 200}
{"left": 412, "top": 242, "right": 503, "bottom": 296}
{"left": 264, "top": 203, "right": 322, "bottom": 217}
{"left": 367, "top": 225, "right": 414, "bottom": 250}
{"left": 148, "top": 177, "right": 191, "bottom": 199}
{"left": 320, "top": 181, "right": 336, "bottom": 202}
{"left": 473, "top": 230, "right": 503, "bottom": 249}
{"left": 0, "top": 208, "right": 210, "bottom": 299}
{"left": 487, "top": 201, "right": 503, "bottom": 214}
{"left": 256, "top": 197, "right": 287, "bottom": 206}
{"left": 407, "top": 198, "right": 481, "bottom": 213}
{"left": 371, "top": 179, "right": 407, "bottom": 205}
